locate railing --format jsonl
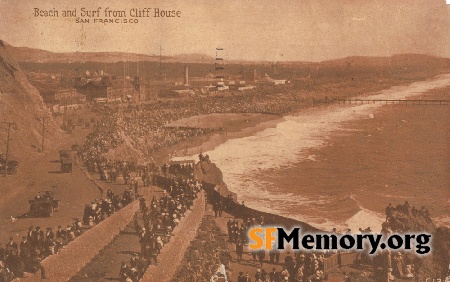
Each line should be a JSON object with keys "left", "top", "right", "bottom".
{"left": 323, "top": 252, "right": 359, "bottom": 272}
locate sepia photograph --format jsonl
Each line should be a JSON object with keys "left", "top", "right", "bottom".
{"left": 0, "top": 0, "right": 449, "bottom": 281}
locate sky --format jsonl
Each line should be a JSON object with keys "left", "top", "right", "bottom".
{"left": 0, "top": 0, "right": 449, "bottom": 62}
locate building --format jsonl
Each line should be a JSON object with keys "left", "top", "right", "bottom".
{"left": 257, "top": 73, "right": 288, "bottom": 85}
{"left": 41, "top": 87, "right": 86, "bottom": 104}
{"left": 77, "top": 76, "right": 147, "bottom": 102}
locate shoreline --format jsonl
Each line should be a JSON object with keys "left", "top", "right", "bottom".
{"left": 170, "top": 75, "right": 450, "bottom": 233}
{"left": 153, "top": 113, "right": 283, "bottom": 163}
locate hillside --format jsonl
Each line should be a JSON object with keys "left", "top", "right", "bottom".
{"left": 4, "top": 43, "right": 215, "bottom": 64}
{"left": 0, "top": 40, "right": 57, "bottom": 159}
{"left": 5, "top": 45, "right": 161, "bottom": 63}
{"left": 5, "top": 42, "right": 450, "bottom": 69}
{"left": 321, "top": 54, "right": 450, "bottom": 68}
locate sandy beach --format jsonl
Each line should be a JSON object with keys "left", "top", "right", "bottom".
{"left": 172, "top": 77, "right": 450, "bottom": 233}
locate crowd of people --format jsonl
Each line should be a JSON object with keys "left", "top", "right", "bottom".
{"left": 0, "top": 186, "right": 138, "bottom": 282}
{"left": 82, "top": 187, "right": 134, "bottom": 225}
{"left": 205, "top": 181, "right": 428, "bottom": 282}
{"left": 172, "top": 216, "right": 231, "bottom": 282}
{"left": 385, "top": 201, "right": 432, "bottom": 227}
{"left": 118, "top": 166, "right": 203, "bottom": 282}
{"left": 229, "top": 216, "right": 327, "bottom": 282}
{"left": 77, "top": 89, "right": 300, "bottom": 173}
{"left": 0, "top": 218, "right": 83, "bottom": 280}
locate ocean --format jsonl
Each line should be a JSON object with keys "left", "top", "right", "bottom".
{"left": 174, "top": 74, "right": 450, "bottom": 233}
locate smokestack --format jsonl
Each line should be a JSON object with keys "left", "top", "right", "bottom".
{"left": 184, "top": 65, "right": 189, "bottom": 86}
{"left": 253, "top": 69, "right": 257, "bottom": 82}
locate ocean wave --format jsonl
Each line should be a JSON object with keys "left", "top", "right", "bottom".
{"left": 432, "top": 215, "right": 450, "bottom": 229}
{"left": 173, "top": 74, "right": 450, "bottom": 233}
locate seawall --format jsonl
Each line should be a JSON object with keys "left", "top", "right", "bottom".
{"left": 202, "top": 181, "right": 321, "bottom": 233}
{"left": 20, "top": 200, "right": 140, "bottom": 281}
{"left": 141, "top": 191, "right": 205, "bottom": 281}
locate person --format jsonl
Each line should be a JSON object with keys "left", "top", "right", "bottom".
{"left": 34, "top": 227, "right": 44, "bottom": 252}
{"left": 404, "top": 264, "right": 414, "bottom": 278}
{"left": 0, "top": 243, "right": 4, "bottom": 262}
{"left": 220, "top": 250, "right": 232, "bottom": 268}
{"left": 0, "top": 262, "right": 12, "bottom": 282}
{"left": 5, "top": 237, "right": 18, "bottom": 254}
{"left": 218, "top": 200, "right": 223, "bottom": 217}
{"left": 257, "top": 249, "right": 265, "bottom": 267}
{"left": 30, "top": 249, "right": 46, "bottom": 279}
{"left": 45, "top": 227, "right": 54, "bottom": 241}
{"left": 403, "top": 201, "right": 410, "bottom": 215}
{"left": 255, "top": 269, "right": 261, "bottom": 281}
{"left": 385, "top": 203, "right": 394, "bottom": 221}
{"left": 55, "top": 225, "right": 66, "bottom": 244}
{"left": 213, "top": 201, "right": 220, "bottom": 218}
{"left": 133, "top": 180, "right": 139, "bottom": 199}
{"left": 237, "top": 271, "right": 246, "bottom": 282}
{"left": 227, "top": 219, "right": 233, "bottom": 240}
{"left": 269, "top": 268, "right": 277, "bottom": 282}
{"left": 119, "top": 261, "right": 129, "bottom": 281}
{"left": 393, "top": 253, "right": 404, "bottom": 278}
{"left": 284, "top": 252, "right": 294, "bottom": 274}
{"left": 236, "top": 240, "right": 244, "bottom": 262}
{"left": 280, "top": 267, "right": 289, "bottom": 281}
{"left": 251, "top": 249, "right": 258, "bottom": 265}
{"left": 107, "top": 189, "right": 114, "bottom": 200}
{"left": 19, "top": 236, "right": 30, "bottom": 267}
{"left": 269, "top": 241, "right": 280, "bottom": 264}
{"left": 26, "top": 226, "right": 35, "bottom": 245}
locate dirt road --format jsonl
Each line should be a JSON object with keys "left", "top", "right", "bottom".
{"left": 0, "top": 127, "right": 100, "bottom": 244}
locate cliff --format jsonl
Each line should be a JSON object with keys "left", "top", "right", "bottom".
{"left": 0, "top": 40, "right": 57, "bottom": 158}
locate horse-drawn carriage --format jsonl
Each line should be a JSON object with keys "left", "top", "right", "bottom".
{"left": 29, "top": 191, "right": 59, "bottom": 217}
{"left": 0, "top": 154, "right": 18, "bottom": 174}
{"left": 59, "top": 150, "right": 73, "bottom": 173}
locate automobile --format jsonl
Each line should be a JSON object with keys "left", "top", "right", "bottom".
{"left": 29, "top": 191, "right": 59, "bottom": 217}
{"left": 59, "top": 150, "right": 73, "bottom": 173}
{"left": 0, "top": 154, "right": 18, "bottom": 174}
{"left": 61, "top": 158, "right": 73, "bottom": 173}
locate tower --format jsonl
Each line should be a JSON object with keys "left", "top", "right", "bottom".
{"left": 184, "top": 65, "right": 189, "bottom": 86}
{"left": 215, "top": 48, "right": 224, "bottom": 79}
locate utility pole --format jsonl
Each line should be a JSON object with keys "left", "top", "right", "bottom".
{"left": 2, "top": 122, "right": 16, "bottom": 176}
{"left": 159, "top": 45, "right": 164, "bottom": 80}
{"left": 63, "top": 100, "right": 67, "bottom": 130}
{"left": 41, "top": 117, "right": 45, "bottom": 152}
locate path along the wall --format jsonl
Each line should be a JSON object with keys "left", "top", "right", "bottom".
{"left": 141, "top": 191, "right": 205, "bottom": 282}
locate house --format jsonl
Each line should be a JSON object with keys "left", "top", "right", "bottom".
{"left": 41, "top": 87, "right": 86, "bottom": 104}
{"left": 77, "top": 76, "right": 147, "bottom": 102}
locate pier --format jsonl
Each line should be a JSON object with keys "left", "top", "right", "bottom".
{"left": 337, "top": 99, "right": 449, "bottom": 105}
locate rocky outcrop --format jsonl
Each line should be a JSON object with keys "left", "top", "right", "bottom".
{"left": 382, "top": 204, "right": 449, "bottom": 280}
{"left": 194, "top": 159, "right": 236, "bottom": 199}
